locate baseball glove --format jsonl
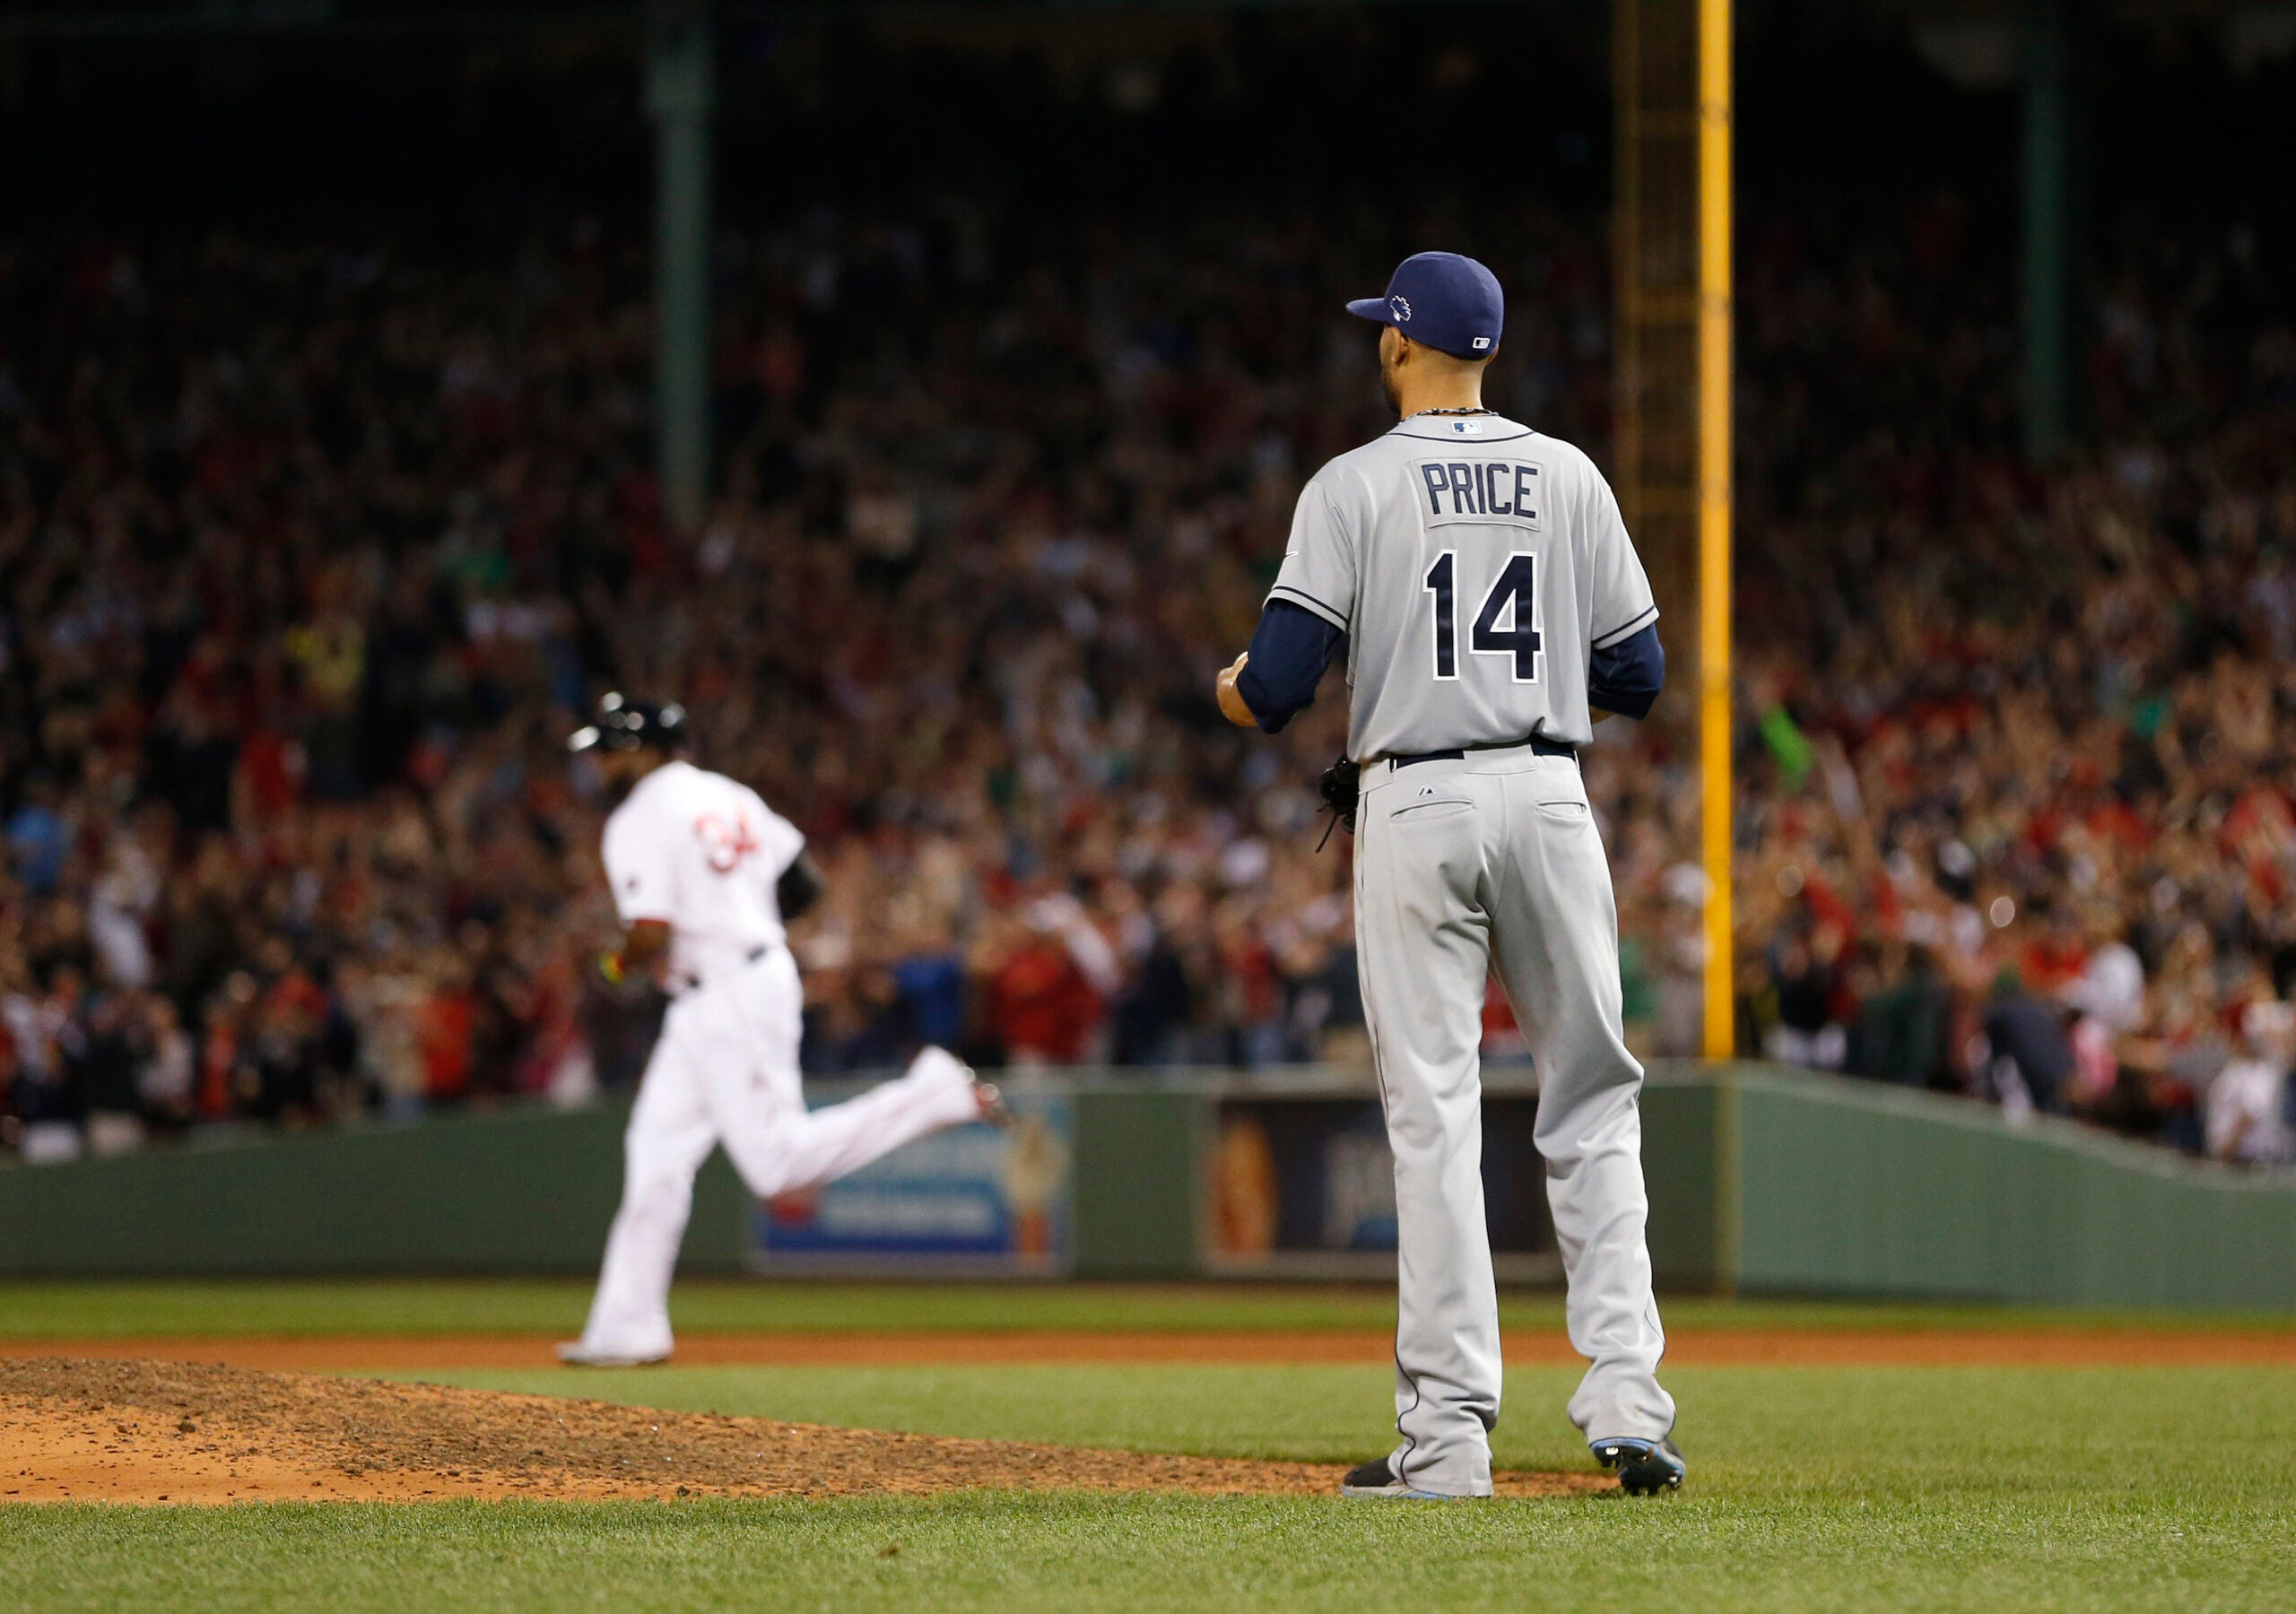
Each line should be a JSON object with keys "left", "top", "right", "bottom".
{"left": 1315, "top": 756, "right": 1361, "bottom": 851}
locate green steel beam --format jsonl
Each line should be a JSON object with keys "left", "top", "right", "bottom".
{"left": 646, "top": 0, "right": 715, "bottom": 534}
{"left": 2020, "top": 0, "right": 2074, "bottom": 462}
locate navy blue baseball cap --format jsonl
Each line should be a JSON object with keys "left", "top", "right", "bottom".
{"left": 1345, "top": 251, "right": 1504, "bottom": 360}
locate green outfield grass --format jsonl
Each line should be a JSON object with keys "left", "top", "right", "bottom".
{"left": 2, "top": 1285, "right": 2292, "bottom": 1611}
{"left": 4, "top": 1360, "right": 2292, "bottom": 1612}
{"left": 404, "top": 1359, "right": 2294, "bottom": 1479}
{"left": 3, "top": 1278, "right": 2292, "bottom": 1340}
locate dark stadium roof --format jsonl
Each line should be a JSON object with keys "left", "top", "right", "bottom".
{"left": 0, "top": 0, "right": 2284, "bottom": 34}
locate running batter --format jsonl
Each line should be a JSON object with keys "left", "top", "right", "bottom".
{"left": 559, "top": 694, "right": 1004, "bottom": 1367}
{"left": 1214, "top": 252, "right": 1683, "bottom": 1497}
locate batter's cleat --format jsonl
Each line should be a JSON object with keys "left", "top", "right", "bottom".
{"left": 1592, "top": 1436, "right": 1686, "bottom": 1495}
{"left": 554, "top": 1341, "right": 671, "bottom": 1367}
{"left": 973, "top": 1080, "right": 1015, "bottom": 1130}
{"left": 1339, "top": 1456, "right": 1464, "bottom": 1499}
{"left": 909, "top": 1046, "right": 1012, "bottom": 1129}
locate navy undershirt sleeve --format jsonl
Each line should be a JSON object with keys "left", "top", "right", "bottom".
{"left": 1587, "top": 622, "right": 1665, "bottom": 720}
{"left": 1234, "top": 600, "right": 1344, "bottom": 733}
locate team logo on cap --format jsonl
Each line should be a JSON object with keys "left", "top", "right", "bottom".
{"left": 1389, "top": 295, "right": 1412, "bottom": 322}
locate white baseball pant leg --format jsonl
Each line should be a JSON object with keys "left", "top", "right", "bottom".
{"left": 575, "top": 947, "right": 981, "bottom": 1358}
{"left": 1356, "top": 750, "right": 1674, "bottom": 1497}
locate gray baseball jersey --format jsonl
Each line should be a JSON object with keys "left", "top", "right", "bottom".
{"left": 1265, "top": 414, "right": 1657, "bottom": 760}
{"left": 1267, "top": 412, "right": 1674, "bottom": 1495}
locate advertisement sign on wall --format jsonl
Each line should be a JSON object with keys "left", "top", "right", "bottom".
{"left": 749, "top": 1087, "right": 1072, "bottom": 1273}
{"left": 1208, "top": 1095, "right": 1556, "bottom": 1278}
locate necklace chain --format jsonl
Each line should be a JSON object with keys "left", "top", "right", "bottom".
{"left": 1408, "top": 406, "right": 1496, "bottom": 418}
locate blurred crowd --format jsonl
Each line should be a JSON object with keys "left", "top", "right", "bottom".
{"left": 1, "top": 181, "right": 2291, "bottom": 1169}
{"left": 1727, "top": 198, "right": 2296, "bottom": 1167}
{"left": 0, "top": 200, "right": 1602, "bottom": 1157}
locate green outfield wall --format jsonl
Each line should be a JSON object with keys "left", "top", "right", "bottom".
{"left": 1718, "top": 1063, "right": 2296, "bottom": 1309}
{"left": 0, "top": 1104, "right": 752, "bottom": 1278}
{"left": 0, "top": 1066, "right": 2290, "bottom": 1308}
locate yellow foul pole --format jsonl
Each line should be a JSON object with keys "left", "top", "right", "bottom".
{"left": 1698, "top": 0, "right": 1734, "bottom": 1059}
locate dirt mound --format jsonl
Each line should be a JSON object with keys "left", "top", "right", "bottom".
{"left": 0, "top": 1358, "right": 1602, "bottom": 1506}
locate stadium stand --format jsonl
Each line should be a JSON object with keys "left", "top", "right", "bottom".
{"left": 2, "top": 22, "right": 2292, "bottom": 1168}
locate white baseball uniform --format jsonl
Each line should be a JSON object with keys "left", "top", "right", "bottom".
{"left": 1269, "top": 413, "right": 1675, "bottom": 1496}
{"left": 570, "top": 759, "right": 982, "bottom": 1361}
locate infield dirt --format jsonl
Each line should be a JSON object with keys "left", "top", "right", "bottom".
{"left": 0, "top": 1358, "right": 1603, "bottom": 1506}
{"left": 6, "top": 1323, "right": 2285, "bottom": 1507}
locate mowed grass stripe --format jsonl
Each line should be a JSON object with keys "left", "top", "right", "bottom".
{"left": 3, "top": 1279, "right": 2292, "bottom": 1341}
{"left": 4, "top": 1486, "right": 2291, "bottom": 1614}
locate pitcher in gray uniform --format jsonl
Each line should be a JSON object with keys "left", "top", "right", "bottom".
{"left": 1215, "top": 251, "right": 1683, "bottom": 1498}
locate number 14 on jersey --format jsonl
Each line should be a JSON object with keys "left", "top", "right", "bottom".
{"left": 1424, "top": 551, "right": 1544, "bottom": 683}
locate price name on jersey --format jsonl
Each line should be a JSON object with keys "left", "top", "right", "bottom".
{"left": 1414, "top": 459, "right": 1542, "bottom": 527}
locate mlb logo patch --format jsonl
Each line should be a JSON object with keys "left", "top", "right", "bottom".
{"left": 1471, "top": 336, "right": 1491, "bottom": 350}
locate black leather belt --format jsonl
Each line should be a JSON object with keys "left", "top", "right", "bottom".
{"left": 1392, "top": 737, "right": 1578, "bottom": 768}
{"left": 673, "top": 943, "right": 773, "bottom": 995}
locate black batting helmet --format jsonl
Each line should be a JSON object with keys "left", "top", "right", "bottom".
{"left": 567, "top": 691, "right": 687, "bottom": 755}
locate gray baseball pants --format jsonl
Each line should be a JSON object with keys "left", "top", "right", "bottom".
{"left": 1354, "top": 744, "right": 1675, "bottom": 1497}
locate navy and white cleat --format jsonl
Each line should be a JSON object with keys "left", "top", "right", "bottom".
{"left": 1339, "top": 1456, "right": 1465, "bottom": 1499}
{"left": 1592, "top": 1436, "right": 1686, "bottom": 1495}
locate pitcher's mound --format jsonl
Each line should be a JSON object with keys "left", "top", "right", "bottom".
{"left": 0, "top": 1358, "right": 1605, "bottom": 1506}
